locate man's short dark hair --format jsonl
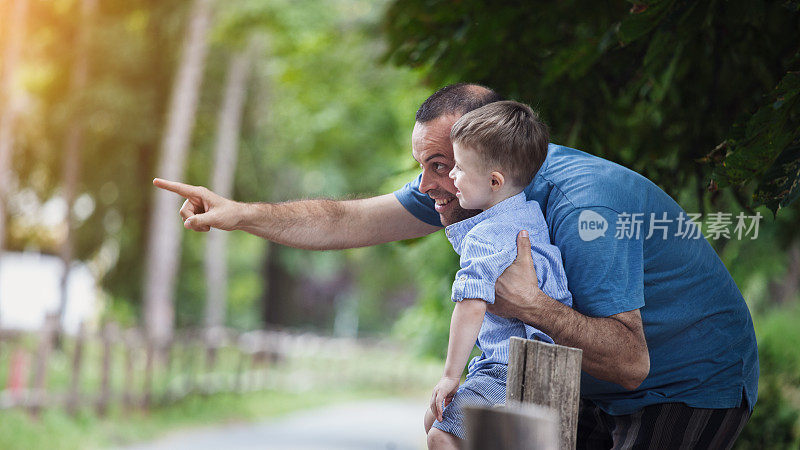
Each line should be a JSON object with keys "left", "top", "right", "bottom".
{"left": 415, "top": 83, "right": 504, "bottom": 123}
{"left": 450, "top": 100, "right": 549, "bottom": 187}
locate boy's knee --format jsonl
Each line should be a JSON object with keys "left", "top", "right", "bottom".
{"left": 427, "top": 427, "right": 460, "bottom": 450}
{"left": 424, "top": 408, "right": 435, "bottom": 433}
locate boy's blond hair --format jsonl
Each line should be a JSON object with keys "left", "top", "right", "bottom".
{"left": 450, "top": 100, "right": 549, "bottom": 187}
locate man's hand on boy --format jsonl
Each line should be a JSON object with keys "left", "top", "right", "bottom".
{"left": 491, "top": 230, "right": 544, "bottom": 319}
{"left": 153, "top": 178, "right": 241, "bottom": 232}
{"left": 430, "top": 376, "right": 459, "bottom": 422}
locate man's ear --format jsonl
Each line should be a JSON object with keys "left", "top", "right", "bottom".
{"left": 490, "top": 171, "right": 505, "bottom": 191}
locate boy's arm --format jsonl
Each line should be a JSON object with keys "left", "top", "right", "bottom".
{"left": 153, "top": 179, "right": 440, "bottom": 249}
{"left": 431, "top": 298, "right": 485, "bottom": 422}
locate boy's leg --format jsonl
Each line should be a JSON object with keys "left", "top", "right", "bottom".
{"left": 424, "top": 408, "right": 436, "bottom": 434}
{"left": 427, "top": 427, "right": 461, "bottom": 450}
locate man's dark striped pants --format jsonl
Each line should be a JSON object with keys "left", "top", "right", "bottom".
{"left": 576, "top": 397, "right": 751, "bottom": 449}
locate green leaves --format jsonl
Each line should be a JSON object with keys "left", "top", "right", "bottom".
{"left": 712, "top": 71, "right": 800, "bottom": 213}
{"left": 753, "top": 141, "right": 800, "bottom": 214}
{"left": 384, "top": 0, "right": 800, "bottom": 215}
{"left": 617, "top": 0, "right": 672, "bottom": 45}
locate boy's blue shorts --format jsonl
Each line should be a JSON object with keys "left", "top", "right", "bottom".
{"left": 432, "top": 364, "right": 508, "bottom": 440}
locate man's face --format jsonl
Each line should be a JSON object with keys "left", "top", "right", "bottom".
{"left": 411, "top": 115, "right": 481, "bottom": 226}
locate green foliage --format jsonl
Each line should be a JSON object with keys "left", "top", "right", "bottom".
{"left": 712, "top": 70, "right": 800, "bottom": 214}
{"left": 383, "top": 0, "right": 800, "bottom": 214}
{"left": 736, "top": 306, "right": 800, "bottom": 449}
{"left": 392, "top": 232, "right": 458, "bottom": 357}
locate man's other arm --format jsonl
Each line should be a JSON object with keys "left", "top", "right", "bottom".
{"left": 153, "top": 178, "right": 441, "bottom": 250}
{"left": 491, "top": 231, "right": 650, "bottom": 391}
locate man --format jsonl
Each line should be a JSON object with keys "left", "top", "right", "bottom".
{"left": 154, "top": 83, "right": 757, "bottom": 448}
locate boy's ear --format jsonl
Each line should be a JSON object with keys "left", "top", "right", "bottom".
{"left": 490, "top": 171, "right": 505, "bottom": 191}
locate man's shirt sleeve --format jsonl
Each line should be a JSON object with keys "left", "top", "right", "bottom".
{"left": 393, "top": 174, "right": 443, "bottom": 227}
{"left": 553, "top": 206, "right": 645, "bottom": 317}
{"left": 452, "top": 236, "right": 514, "bottom": 304}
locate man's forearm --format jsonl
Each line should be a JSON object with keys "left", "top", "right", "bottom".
{"left": 234, "top": 194, "right": 440, "bottom": 250}
{"left": 236, "top": 199, "right": 350, "bottom": 249}
{"left": 512, "top": 292, "right": 649, "bottom": 390}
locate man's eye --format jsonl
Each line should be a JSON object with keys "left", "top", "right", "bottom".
{"left": 434, "top": 163, "right": 446, "bottom": 171}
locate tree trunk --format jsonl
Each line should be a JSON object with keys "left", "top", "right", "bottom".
{"left": 0, "top": 0, "right": 29, "bottom": 319}
{"left": 204, "top": 41, "right": 257, "bottom": 329}
{"left": 261, "top": 242, "right": 291, "bottom": 327}
{"left": 56, "top": 0, "right": 98, "bottom": 341}
{"left": 769, "top": 239, "right": 800, "bottom": 305}
{"left": 143, "top": 0, "right": 214, "bottom": 345}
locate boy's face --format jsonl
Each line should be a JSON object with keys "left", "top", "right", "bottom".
{"left": 449, "top": 142, "right": 495, "bottom": 211}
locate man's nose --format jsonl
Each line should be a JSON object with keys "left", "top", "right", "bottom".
{"left": 419, "top": 169, "right": 437, "bottom": 193}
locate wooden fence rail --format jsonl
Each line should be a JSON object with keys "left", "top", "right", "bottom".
{"left": 464, "top": 403, "right": 559, "bottom": 450}
{"left": 0, "top": 318, "right": 284, "bottom": 418}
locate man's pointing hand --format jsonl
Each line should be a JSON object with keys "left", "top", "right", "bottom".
{"left": 153, "top": 178, "right": 240, "bottom": 232}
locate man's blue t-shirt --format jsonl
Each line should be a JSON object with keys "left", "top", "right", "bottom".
{"left": 394, "top": 143, "right": 758, "bottom": 415}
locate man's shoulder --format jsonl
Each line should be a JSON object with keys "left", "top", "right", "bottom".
{"left": 532, "top": 145, "right": 667, "bottom": 217}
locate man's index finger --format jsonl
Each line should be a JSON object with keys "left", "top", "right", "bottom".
{"left": 153, "top": 178, "right": 197, "bottom": 198}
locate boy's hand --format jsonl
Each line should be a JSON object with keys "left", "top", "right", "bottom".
{"left": 430, "top": 376, "right": 460, "bottom": 422}
{"left": 153, "top": 178, "right": 240, "bottom": 232}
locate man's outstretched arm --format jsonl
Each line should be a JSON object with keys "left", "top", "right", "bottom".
{"left": 153, "top": 178, "right": 440, "bottom": 250}
{"left": 490, "top": 231, "right": 650, "bottom": 391}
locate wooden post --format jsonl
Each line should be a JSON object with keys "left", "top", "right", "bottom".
{"left": 236, "top": 331, "right": 258, "bottom": 392}
{"left": 506, "top": 337, "right": 582, "bottom": 450}
{"left": 160, "top": 338, "right": 175, "bottom": 405}
{"left": 122, "top": 329, "right": 137, "bottom": 409}
{"left": 97, "top": 322, "right": 117, "bottom": 416}
{"left": 202, "top": 327, "right": 223, "bottom": 394}
{"left": 142, "top": 339, "right": 155, "bottom": 408}
{"left": 182, "top": 334, "right": 197, "bottom": 397}
{"left": 464, "top": 403, "right": 558, "bottom": 450}
{"left": 29, "top": 313, "right": 58, "bottom": 416}
{"left": 7, "top": 347, "right": 29, "bottom": 408}
{"left": 66, "top": 322, "right": 86, "bottom": 415}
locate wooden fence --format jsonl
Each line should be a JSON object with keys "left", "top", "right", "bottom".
{"left": 0, "top": 314, "right": 291, "bottom": 417}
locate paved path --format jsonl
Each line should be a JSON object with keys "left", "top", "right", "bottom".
{"left": 120, "top": 398, "right": 426, "bottom": 450}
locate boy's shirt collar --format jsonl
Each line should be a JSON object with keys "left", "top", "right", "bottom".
{"left": 444, "top": 191, "right": 528, "bottom": 253}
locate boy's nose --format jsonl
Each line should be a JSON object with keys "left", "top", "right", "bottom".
{"left": 448, "top": 167, "right": 456, "bottom": 179}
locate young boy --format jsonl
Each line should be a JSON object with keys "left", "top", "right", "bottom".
{"left": 424, "top": 101, "right": 573, "bottom": 449}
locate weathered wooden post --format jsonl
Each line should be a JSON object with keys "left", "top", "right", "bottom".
{"left": 6, "top": 347, "right": 29, "bottom": 408}
{"left": 142, "top": 338, "right": 155, "bottom": 408}
{"left": 29, "top": 313, "right": 59, "bottom": 416}
{"left": 122, "top": 329, "right": 138, "bottom": 409}
{"left": 236, "top": 331, "right": 258, "bottom": 392}
{"left": 160, "top": 337, "right": 176, "bottom": 405}
{"left": 67, "top": 321, "right": 86, "bottom": 415}
{"left": 202, "top": 326, "right": 224, "bottom": 394}
{"left": 506, "top": 337, "right": 582, "bottom": 450}
{"left": 464, "top": 403, "right": 558, "bottom": 450}
{"left": 182, "top": 332, "right": 198, "bottom": 397}
{"left": 97, "top": 322, "right": 118, "bottom": 416}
